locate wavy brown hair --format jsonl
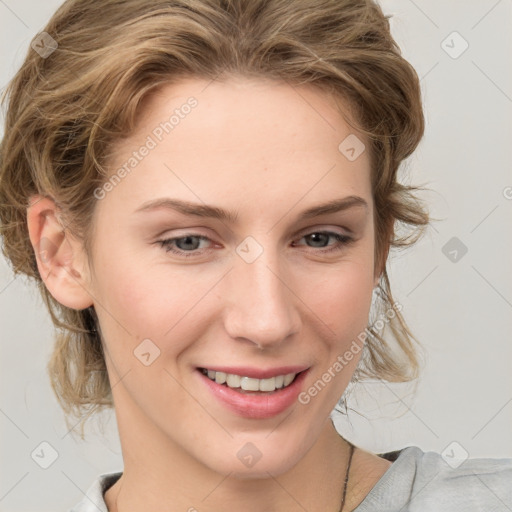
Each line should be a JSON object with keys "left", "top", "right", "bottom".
{"left": 0, "top": 0, "right": 429, "bottom": 437}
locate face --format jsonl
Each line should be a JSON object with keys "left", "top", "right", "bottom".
{"left": 86, "top": 76, "right": 378, "bottom": 477}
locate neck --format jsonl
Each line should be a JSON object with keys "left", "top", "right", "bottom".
{"left": 105, "top": 400, "right": 355, "bottom": 512}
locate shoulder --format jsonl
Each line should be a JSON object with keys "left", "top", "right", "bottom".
{"left": 409, "top": 446, "right": 512, "bottom": 508}
{"left": 68, "top": 471, "right": 122, "bottom": 512}
{"left": 354, "top": 446, "right": 512, "bottom": 511}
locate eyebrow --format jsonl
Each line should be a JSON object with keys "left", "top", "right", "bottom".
{"left": 134, "top": 195, "right": 368, "bottom": 223}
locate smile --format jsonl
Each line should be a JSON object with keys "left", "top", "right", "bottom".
{"left": 200, "top": 368, "right": 298, "bottom": 393}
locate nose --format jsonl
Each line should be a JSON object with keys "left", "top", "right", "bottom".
{"left": 222, "top": 246, "right": 301, "bottom": 350}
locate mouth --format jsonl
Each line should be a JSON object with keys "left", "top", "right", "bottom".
{"left": 198, "top": 367, "right": 301, "bottom": 394}
{"left": 196, "top": 366, "right": 310, "bottom": 418}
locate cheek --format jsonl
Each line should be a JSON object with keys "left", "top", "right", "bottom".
{"left": 293, "top": 263, "right": 374, "bottom": 422}
{"left": 304, "top": 256, "right": 375, "bottom": 341}
{"left": 92, "top": 245, "right": 219, "bottom": 371}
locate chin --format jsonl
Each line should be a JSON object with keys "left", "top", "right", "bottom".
{"left": 197, "top": 432, "right": 311, "bottom": 479}
{"left": 212, "top": 456, "right": 301, "bottom": 480}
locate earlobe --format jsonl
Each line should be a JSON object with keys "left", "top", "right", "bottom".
{"left": 26, "top": 195, "right": 94, "bottom": 310}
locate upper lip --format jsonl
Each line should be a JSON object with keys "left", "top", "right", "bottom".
{"left": 197, "top": 365, "right": 309, "bottom": 379}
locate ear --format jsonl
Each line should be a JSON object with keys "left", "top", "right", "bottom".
{"left": 26, "top": 195, "right": 94, "bottom": 310}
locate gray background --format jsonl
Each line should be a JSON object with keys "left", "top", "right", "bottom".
{"left": 1, "top": 0, "right": 511, "bottom": 510}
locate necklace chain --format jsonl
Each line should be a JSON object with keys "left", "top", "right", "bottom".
{"left": 339, "top": 440, "right": 355, "bottom": 512}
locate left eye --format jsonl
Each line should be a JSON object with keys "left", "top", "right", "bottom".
{"left": 293, "top": 231, "right": 353, "bottom": 252}
{"left": 156, "top": 231, "right": 353, "bottom": 258}
{"left": 157, "top": 235, "right": 211, "bottom": 257}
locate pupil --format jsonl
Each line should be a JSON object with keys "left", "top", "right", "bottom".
{"left": 308, "top": 233, "right": 328, "bottom": 247}
{"left": 177, "top": 236, "right": 199, "bottom": 250}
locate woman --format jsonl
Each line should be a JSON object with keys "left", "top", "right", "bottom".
{"left": 0, "top": 0, "right": 510, "bottom": 511}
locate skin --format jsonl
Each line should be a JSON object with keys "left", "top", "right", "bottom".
{"left": 27, "top": 76, "right": 392, "bottom": 511}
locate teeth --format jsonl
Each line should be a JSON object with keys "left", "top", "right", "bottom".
{"left": 283, "top": 373, "right": 295, "bottom": 387}
{"left": 226, "top": 373, "right": 241, "bottom": 388}
{"left": 202, "top": 369, "right": 298, "bottom": 392}
{"left": 241, "top": 377, "right": 260, "bottom": 391}
{"left": 215, "top": 371, "right": 227, "bottom": 384}
{"left": 259, "top": 377, "right": 276, "bottom": 392}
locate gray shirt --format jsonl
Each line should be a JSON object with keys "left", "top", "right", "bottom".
{"left": 69, "top": 446, "right": 512, "bottom": 511}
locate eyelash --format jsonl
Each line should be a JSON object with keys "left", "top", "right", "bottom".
{"left": 156, "top": 231, "right": 353, "bottom": 258}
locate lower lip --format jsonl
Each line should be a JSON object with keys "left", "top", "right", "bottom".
{"left": 197, "top": 369, "right": 309, "bottom": 419}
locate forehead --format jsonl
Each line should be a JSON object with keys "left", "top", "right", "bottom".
{"left": 133, "top": 75, "right": 363, "bottom": 153}
{"left": 101, "top": 76, "right": 372, "bottom": 218}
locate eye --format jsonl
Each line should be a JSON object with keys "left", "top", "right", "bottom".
{"left": 156, "top": 234, "right": 213, "bottom": 258}
{"left": 293, "top": 231, "right": 353, "bottom": 254}
{"left": 156, "top": 230, "right": 354, "bottom": 259}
